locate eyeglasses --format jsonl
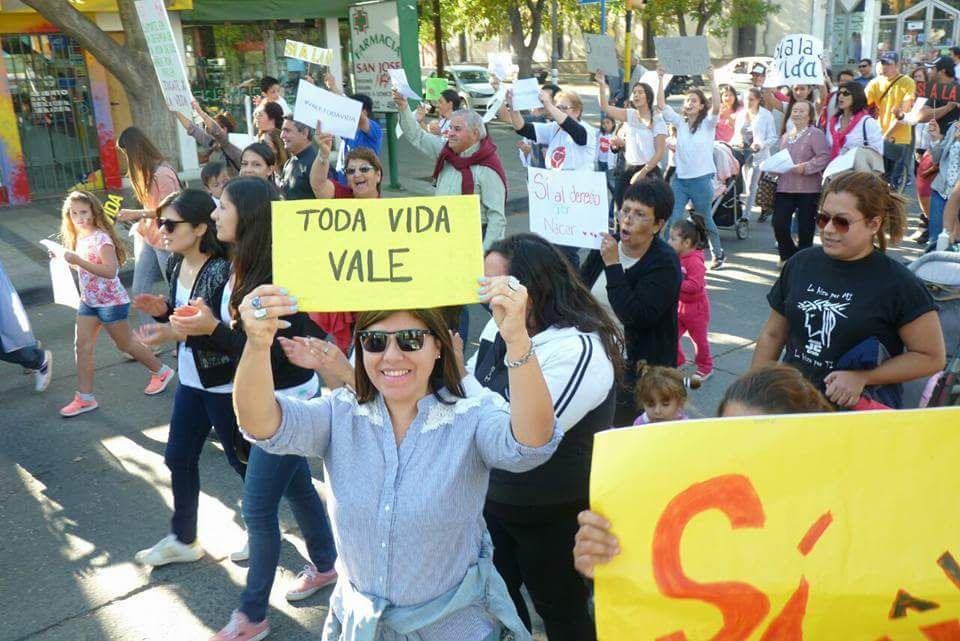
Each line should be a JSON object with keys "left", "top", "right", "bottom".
{"left": 156, "top": 218, "right": 189, "bottom": 233}
{"left": 618, "top": 209, "right": 652, "bottom": 223}
{"left": 556, "top": 104, "right": 572, "bottom": 111}
{"left": 858, "top": 64, "right": 870, "bottom": 68}
{"left": 837, "top": 89, "right": 851, "bottom": 97}
{"left": 345, "top": 165, "right": 375, "bottom": 176}
{"left": 816, "top": 212, "right": 864, "bottom": 233}
{"left": 357, "top": 329, "right": 434, "bottom": 353}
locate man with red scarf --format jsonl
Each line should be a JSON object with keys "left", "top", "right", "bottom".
{"left": 394, "top": 90, "right": 507, "bottom": 249}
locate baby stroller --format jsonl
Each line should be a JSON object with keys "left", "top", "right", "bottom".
{"left": 689, "top": 142, "right": 749, "bottom": 240}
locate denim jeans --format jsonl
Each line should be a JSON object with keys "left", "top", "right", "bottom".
{"left": 132, "top": 235, "right": 171, "bottom": 326}
{"left": 0, "top": 339, "right": 44, "bottom": 369}
{"left": 883, "top": 141, "right": 911, "bottom": 192}
{"left": 668, "top": 173, "right": 723, "bottom": 258}
{"left": 240, "top": 445, "right": 337, "bottom": 622}
{"left": 164, "top": 384, "right": 246, "bottom": 544}
{"left": 930, "top": 190, "right": 946, "bottom": 240}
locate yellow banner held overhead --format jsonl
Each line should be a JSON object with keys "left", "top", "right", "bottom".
{"left": 283, "top": 39, "right": 335, "bottom": 66}
{"left": 272, "top": 195, "right": 483, "bottom": 312}
{"left": 591, "top": 408, "right": 960, "bottom": 641}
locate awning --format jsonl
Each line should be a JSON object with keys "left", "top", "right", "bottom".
{"left": 0, "top": 0, "right": 192, "bottom": 12}
{"left": 180, "top": 0, "right": 353, "bottom": 22}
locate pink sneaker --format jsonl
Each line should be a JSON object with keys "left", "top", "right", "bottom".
{"left": 285, "top": 564, "right": 337, "bottom": 601}
{"left": 209, "top": 611, "right": 269, "bottom": 641}
{"left": 60, "top": 393, "right": 98, "bottom": 418}
{"left": 144, "top": 366, "right": 174, "bottom": 395}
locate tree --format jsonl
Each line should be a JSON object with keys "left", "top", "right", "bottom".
{"left": 19, "top": 0, "right": 180, "bottom": 165}
{"left": 641, "top": 0, "right": 779, "bottom": 40}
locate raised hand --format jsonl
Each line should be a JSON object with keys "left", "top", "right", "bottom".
{"left": 237, "top": 285, "right": 297, "bottom": 349}
{"left": 132, "top": 293, "right": 169, "bottom": 318}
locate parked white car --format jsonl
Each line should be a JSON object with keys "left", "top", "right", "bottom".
{"left": 421, "top": 65, "right": 496, "bottom": 111}
{"left": 715, "top": 56, "right": 775, "bottom": 89}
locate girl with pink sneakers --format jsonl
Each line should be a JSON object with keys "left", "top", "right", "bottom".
{"left": 668, "top": 216, "right": 714, "bottom": 382}
{"left": 55, "top": 191, "right": 173, "bottom": 417}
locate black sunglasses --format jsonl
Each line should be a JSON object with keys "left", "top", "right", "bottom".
{"left": 837, "top": 89, "right": 851, "bottom": 96}
{"left": 858, "top": 64, "right": 870, "bottom": 68}
{"left": 156, "top": 218, "right": 189, "bottom": 233}
{"left": 357, "top": 329, "right": 434, "bottom": 353}
{"left": 816, "top": 212, "right": 863, "bottom": 233}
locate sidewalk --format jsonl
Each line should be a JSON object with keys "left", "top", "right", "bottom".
{"left": 0, "top": 121, "right": 530, "bottom": 306}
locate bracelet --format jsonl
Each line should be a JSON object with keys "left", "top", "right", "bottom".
{"left": 504, "top": 340, "right": 536, "bottom": 368}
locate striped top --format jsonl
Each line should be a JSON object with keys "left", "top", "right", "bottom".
{"left": 254, "top": 386, "right": 562, "bottom": 640}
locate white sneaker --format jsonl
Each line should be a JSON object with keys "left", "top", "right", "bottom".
{"left": 229, "top": 540, "right": 249, "bottom": 563}
{"left": 135, "top": 534, "right": 204, "bottom": 567}
{"left": 34, "top": 350, "right": 52, "bottom": 392}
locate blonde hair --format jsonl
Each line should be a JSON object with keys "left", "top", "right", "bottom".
{"left": 59, "top": 191, "right": 128, "bottom": 264}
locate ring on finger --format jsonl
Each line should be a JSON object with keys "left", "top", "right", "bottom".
{"left": 251, "top": 296, "right": 262, "bottom": 310}
{"left": 323, "top": 347, "right": 330, "bottom": 354}
{"left": 253, "top": 308, "right": 268, "bottom": 320}
{"left": 507, "top": 276, "right": 521, "bottom": 291}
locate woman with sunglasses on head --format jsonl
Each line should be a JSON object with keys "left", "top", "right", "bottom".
{"left": 772, "top": 100, "right": 830, "bottom": 266}
{"left": 825, "top": 81, "right": 884, "bottom": 160}
{"left": 462, "top": 233, "right": 620, "bottom": 641}
{"left": 131, "top": 189, "right": 247, "bottom": 567}
{"left": 166, "top": 177, "right": 337, "bottom": 641}
{"left": 232, "top": 272, "right": 562, "bottom": 640}
{"left": 753, "top": 171, "right": 945, "bottom": 409}
{"left": 596, "top": 71, "right": 667, "bottom": 210}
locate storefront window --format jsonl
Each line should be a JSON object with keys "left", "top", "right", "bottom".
{"left": 183, "top": 21, "right": 328, "bottom": 134}
{"left": 877, "top": 18, "right": 898, "bottom": 56}
{"left": 930, "top": 7, "right": 957, "bottom": 47}
{"left": 830, "top": 4, "right": 866, "bottom": 66}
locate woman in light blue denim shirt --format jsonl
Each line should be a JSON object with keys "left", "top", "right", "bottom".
{"left": 233, "top": 276, "right": 562, "bottom": 641}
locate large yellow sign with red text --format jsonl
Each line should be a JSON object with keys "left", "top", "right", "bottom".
{"left": 592, "top": 408, "right": 960, "bottom": 640}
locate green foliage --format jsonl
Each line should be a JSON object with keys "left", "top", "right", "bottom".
{"left": 640, "top": 0, "right": 780, "bottom": 37}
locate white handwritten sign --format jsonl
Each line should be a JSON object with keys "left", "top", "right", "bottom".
{"left": 292, "top": 81, "right": 362, "bottom": 140}
{"left": 488, "top": 52, "right": 513, "bottom": 81}
{"left": 284, "top": 39, "right": 335, "bottom": 67}
{"left": 387, "top": 68, "right": 423, "bottom": 101}
{"left": 349, "top": 0, "right": 403, "bottom": 112}
{"left": 134, "top": 0, "right": 193, "bottom": 116}
{"left": 585, "top": 34, "right": 620, "bottom": 77}
{"left": 768, "top": 34, "right": 824, "bottom": 86}
{"left": 653, "top": 36, "right": 711, "bottom": 76}
{"left": 527, "top": 167, "right": 608, "bottom": 250}
{"left": 512, "top": 78, "right": 542, "bottom": 111}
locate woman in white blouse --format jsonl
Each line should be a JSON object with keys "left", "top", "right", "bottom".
{"left": 731, "top": 88, "right": 779, "bottom": 218}
{"left": 596, "top": 70, "right": 667, "bottom": 209}
{"left": 824, "top": 80, "right": 884, "bottom": 159}
{"left": 657, "top": 66, "right": 727, "bottom": 269}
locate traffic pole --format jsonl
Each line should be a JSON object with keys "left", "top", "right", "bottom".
{"left": 389, "top": 0, "right": 423, "bottom": 191}
{"left": 600, "top": 0, "right": 606, "bottom": 35}
{"left": 623, "top": 8, "right": 632, "bottom": 100}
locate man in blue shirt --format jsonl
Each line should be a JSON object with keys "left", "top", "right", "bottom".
{"left": 855, "top": 58, "right": 875, "bottom": 87}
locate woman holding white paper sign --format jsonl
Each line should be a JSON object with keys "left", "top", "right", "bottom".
{"left": 596, "top": 70, "right": 667, "bottom": 210}
{"left": 772, "top": 100, "right": 831, "bottom": 264}
{"left": 657, "top": 66, "right": 727, "bottom": 269}
{"left": 731, "top": 88, "right": 779, "bottom": 220}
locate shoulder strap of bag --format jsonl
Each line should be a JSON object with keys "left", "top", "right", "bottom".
{"left": 875, "top": 75, "right": 904, "bottom": 108}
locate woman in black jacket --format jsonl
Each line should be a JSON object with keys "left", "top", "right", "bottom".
{"left": 581, "top": 179, "right": 682, "bottom": 426}
{"left": 131, "top": 189, "right": 246, "bottom": 566}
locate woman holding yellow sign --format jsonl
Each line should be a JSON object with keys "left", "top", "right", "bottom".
{"left": 232, "top": 275, "right": 562, "bottom": 641}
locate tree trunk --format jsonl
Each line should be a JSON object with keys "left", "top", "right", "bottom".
{"left": 643, "top": 19, "right": 656, "bottom": 58}
{"left": 19, "top": 0, "right": 181, "bottom": 165}
{"left": 509, "top": 0, "right": 545, "bottom": 80}
{"left": 432, "top": 0, "right": 444, "bottom": 74}
{"left": 674, "top": 10, "right": 687, "bottom": 36}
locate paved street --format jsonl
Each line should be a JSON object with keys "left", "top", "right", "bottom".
{"left": 0, "top": 83, "right": 927, "bottom": 641}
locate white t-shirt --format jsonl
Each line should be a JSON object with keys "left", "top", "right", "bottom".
{"left": 596, "top": 133, "right": 617, "bottom": 166}
{"left": 531, "top": 120, "right": 598, "bottom": 170}
{"left": 175, "top": 278, "right": 232, "bottom": 394}
{"left": 590, "top": 244, "right": 641, "bottom": 331}
{"left": 661, "top": 104, "right": 718, "bottom": 179}
{"left": 623, "top": 109, "right": 668, "bottom": 167}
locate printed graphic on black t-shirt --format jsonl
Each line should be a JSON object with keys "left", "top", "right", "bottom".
{"left": 791, "top": 282, "right": 854, "bottom": 371}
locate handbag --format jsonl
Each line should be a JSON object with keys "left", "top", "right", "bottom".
{"left": 232, "top": 426, "right": 251, "bottom": 465}
{"left": 755, "top": 172, "right": 779, "bottom": 213}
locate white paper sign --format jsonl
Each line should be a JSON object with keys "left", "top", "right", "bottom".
{"left": 904, "top": 96, "right": 928, "bottom": 125}
{"left": 134, "top": 0, "right": 193, "bottom": 115}
{"left": 527, "top": 167, "right": 609, "bottom": 250}
{"left": 759, "top": 148, "right": 796, "bottom": 174}
{"left": 40, "top": 240, "right": 79, "bottom": 309}
{"left": 387, "top": 68, "right": 422, "bottom": 101}
{"left": 488, "top": 53, "right": 512, "bottom": 81}
{"left": 512, "top": 78, "right": 542, "bottom": 111}
{"left": 292, "top": 80, "right": 362, "bottom": 140}
{"left": 639, "top": 70, "right": 671, "bottom": 91}
{"left": 228, "top": 133, "right": 256, "bottom": 150}
{"left": 349, "top": 1, "right": 403, "bottom": 112}
{"left": 395, "top": 120, "right": 403, "bottom": 139}
{"left": 769, "top": 34, "right": 824, "bottom": 87}
{"left": 482, "top": 88, "right": 507, "bottom": 123}
{"left": 653, "top": 36, "right": 711, "bottom": 76}
{"left": 244, "top": 95, "right": 254, "bottom": 137}
{"left": 822, "top": 149, "right": 857, "bottom": 181}
{"left": 284, "top": 39, "right": 335, "bottom": 66}
{"left": 585, "top": 34, "right": 620, "bottom": 77}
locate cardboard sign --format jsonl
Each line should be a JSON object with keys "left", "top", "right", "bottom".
{"left": 585, "top": 34, "right": 620, "bottom": 77}
{"left": 916, "top": 80, "right": 959, "bottom": 102}
{"left": 592, "top": 408, "right": 960, "bottom": 640}
{"left": 388, "top": 68, "right": 423, "bottom": 101}
{"left": 653, "top": 36, "right": 711, "bottom": 76}
{"left": 527, "top": 167, "right": 608, "bottom": 250}
{"left": 769, "top": 33, "right": 824, "bottom": 86}
{"left": 349, "top": 0, "right": 403, "bottom": 112}
{"left": 284, "top": 39, "right": 335, "bottom": 66}
{"left": 488, "top": 52, "right": 512, "bottom": 81}
{"left": 272, "top": 195, "right": 484, "bottom": 312}
{"left": 101, "top": 193, "right": 124, "bottom": 223}
{"left": 511, "top": 78, "right": 542, "bottom": 111}
{"left": 291, "top": 80, "right": 362, "bottom": 140}
{"left": 134, "top": 0, "right": 193, "bottom": 115}
{"left": 424, "top": 77, "right": 449, "bottom": 101}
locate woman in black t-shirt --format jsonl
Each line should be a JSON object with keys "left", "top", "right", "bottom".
{"left": 752, "top": 171, "right": 945, "bottom": 408}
